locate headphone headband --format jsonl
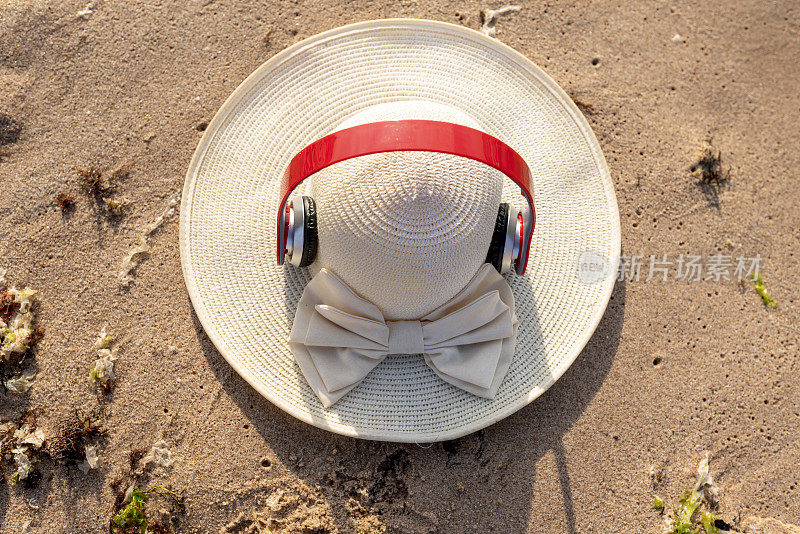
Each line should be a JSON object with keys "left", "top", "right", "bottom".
{"left": 278, "top": 120, "right": 535, "bottom": 275}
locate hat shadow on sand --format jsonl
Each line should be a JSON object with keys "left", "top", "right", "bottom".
{"left": 193, "top": 271, "right": 624, "bottom": 532}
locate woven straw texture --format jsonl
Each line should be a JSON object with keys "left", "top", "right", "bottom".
{"left": 180, "top": 19, "right": 621, "bottom": 442}
{"left": 308, "top": 100, "right": 504, "bottom": 320}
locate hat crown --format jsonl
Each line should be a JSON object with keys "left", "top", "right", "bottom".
{"left": 309, "top": 101, "right": 504, "bottom": 320}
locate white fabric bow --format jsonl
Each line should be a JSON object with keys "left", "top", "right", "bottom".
{"left": 289, "top": 263, "right": 519, "bottom": 407}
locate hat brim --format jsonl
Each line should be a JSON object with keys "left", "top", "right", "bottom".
{"left": 180, "top": 19, "right": 621, "bottom": 442}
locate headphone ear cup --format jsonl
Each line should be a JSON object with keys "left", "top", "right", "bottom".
{"left": 298, "top": 196, "right": 318, "bottom": 267}
{"left": 485, "top": 203, "right": 509, "bottom": 273}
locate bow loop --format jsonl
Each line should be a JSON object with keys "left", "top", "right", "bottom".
{"left": 421, "top": 290, "right": 512, "bottom": 348}
{"left": 289, "top": 264, "right": 519, "bottom": 408}
{"left": 310, "top": 305, "right": 388, "bottom": 350}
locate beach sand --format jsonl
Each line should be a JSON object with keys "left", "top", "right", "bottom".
{"left": 1, "top": 1, "right": 799, "bottom": 532}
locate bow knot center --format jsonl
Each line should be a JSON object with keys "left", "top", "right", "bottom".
{"left": 387, "top": 320, "right": 425, "bottom": 354}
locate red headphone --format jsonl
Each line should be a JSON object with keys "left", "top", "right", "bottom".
{"left": 277, "top": 120, "right": 535, "bottom": 275}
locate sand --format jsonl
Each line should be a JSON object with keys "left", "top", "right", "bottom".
{"left": 1, "top": 1, "right": 799, "bottom": 532}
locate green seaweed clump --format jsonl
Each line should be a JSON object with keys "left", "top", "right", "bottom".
{"left": 109, "top": 485, "right": 183, "bottom": 533}
{"left": 653, "top": 495, "right": 665, "bottom": 511}
{"left": 672, "top": 489, "right": 702, "bottom": 533}
{"left": 701, "top": 511, "right": 719, "bottom": 534}
{"left": 110, "top": 487, "right": 149, "bottom": 533}
{"left": 660, "top": 454, "right": 721, "bottom": 534}
{"left": 752, "top": 274, "right": 777, "bottom": 308}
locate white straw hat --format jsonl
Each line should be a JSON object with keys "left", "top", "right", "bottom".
{"left": 180, "top": 19, "right": 620, "bottom": 442}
